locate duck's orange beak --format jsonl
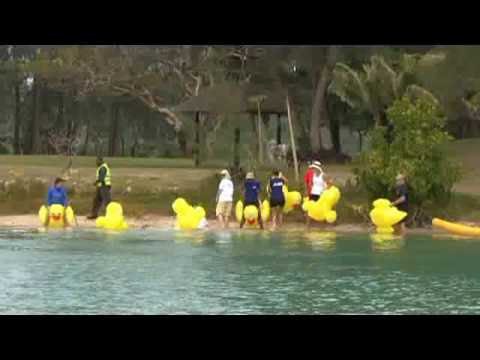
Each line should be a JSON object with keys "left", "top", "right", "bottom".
{"left": 51, "top": 214, "right": 62, "bottom": 222}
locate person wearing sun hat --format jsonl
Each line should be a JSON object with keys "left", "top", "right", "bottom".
{"left": 305, "top": 162, "right": 328, "bottom": 228}
{"left": 304, "top": 160, "right": 323, "bottom": 198}
{"left": 216, "top": 169, "right": 234, "bottom": 228}
{"left": 240, "top": 171, "right": 264, "bottom": 230}
{"left": 391, "top": 173, "right": 409, "bottom": 235}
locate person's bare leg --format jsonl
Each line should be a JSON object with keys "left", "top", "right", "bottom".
{"left": 393, "top": 223, "right": 405, "bottom": 236}
{"left": 225, "top": 216, "right": 230, "bottom": 229}
{"left": 257, "top": 206, "right": 264, "bottom": 230}
{"left": 271, "top": 208, "right": 277, "bottom": 231}
{"left": 278, "top": 211, "right": 284, "bottom": 229}
{"left": 240, "top": 215, "right": 245, "bottom": 229}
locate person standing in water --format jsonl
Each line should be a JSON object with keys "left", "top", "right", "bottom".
{"left": 87, "top": 157, "right": 112, "bottom": 220}
{"left": 392, "top": 174, "right": 409, "bottom": 235}
{"left": 216, "top": 169, "right": 234, "bottom": 229}
{"left": 267, "top": 169, "right": 287, "bottom": 230}
{"left": 240, "top": 172, "right": 264, "bottom": 230}
{"left": 306, "top": 163, "right": 327, "bottom": 228}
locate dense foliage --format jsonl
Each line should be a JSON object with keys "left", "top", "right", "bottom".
{"left": 354, "top": 96, "right": 461, "bottom": 222}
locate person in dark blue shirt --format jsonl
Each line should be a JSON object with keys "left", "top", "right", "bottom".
{"left": 267, "top": 169, "right": 287, "bottom": 230}
{"left": 47, "top": 177, "right": 69, "bottom": 207}
{"left": 240, "top": 172, "right": 264, "bottom": 229}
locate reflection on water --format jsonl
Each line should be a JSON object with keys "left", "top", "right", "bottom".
{"left": 280, "top": 230, "right": 337, "bottom": 252}
{"left": 173, "top": 230, "right": 210, "bottom": 245}
{"left": 370, "top": 234, "right": 406, "bottom": 252}
{"left": 2, "top": 229, "right": 480, "bottom": 314}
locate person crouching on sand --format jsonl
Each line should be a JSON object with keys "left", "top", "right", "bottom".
{"left": 391, "top": 174, "right": 409, "bottom": 235}
{"left": 216, "top": 169, "right": 234, "bottom": 229}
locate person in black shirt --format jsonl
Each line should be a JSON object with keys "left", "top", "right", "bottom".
{"left": 392, "top": 174, "right": 409, "bottom": 234}
{"left": 266, "top": 170, "right": 287, "bottom": 230}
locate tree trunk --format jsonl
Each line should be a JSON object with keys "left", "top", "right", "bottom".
{"left": 250, "top": 113, "right": 259, "bottom": 159}
{"left": 27, "top": 79, "right": 41, "bottom": 155}
{"left": 81, "top": 116, "right": 91, "bottom": 156}
{"left": 57, "top": 92, "right": 64, "bottom": 129}
{"left": 194, "top": 112, "right": 200, "bottom": 167}
{"left": 287, "top": 96, "right": 300, "bottom": 182}
{"left": 233, "top": 127, "right": 240, "bottom": 171}
{"left": 257, "top": 103, "right": 264, "bottom": 164}
{"left": 13, "top": 82, "right": 21, "bottom": 154}
{"left": 309, "top": 46, "right": 339, "bottom": 154}
{"left": 177, "top": 129, "right": 188, "bottom": 156}
{"left": 329, "top": 112, "right": 341, "bottom": 155}
{"left": 276, "top": 114, "right": 282, "bottom": 145}
{"left": 109, "top": 103, "right": 120, "bottom": 157}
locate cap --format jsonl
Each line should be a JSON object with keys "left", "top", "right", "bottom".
{"left": 309, "top": 160, "right": 322, "bottom": 168}
{"left": 246, "top": 172, "right": 255, "bottom": 180}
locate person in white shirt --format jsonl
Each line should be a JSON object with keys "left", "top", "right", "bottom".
{"left": 306, "top": 164, "right": 327, "bottom": 228}
{"left": 216, "top": 169, "right": 234, "bottom": 229}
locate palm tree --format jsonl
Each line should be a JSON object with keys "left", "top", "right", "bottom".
{"left": 329, "top": 54, "right": 439, "bottom": 127}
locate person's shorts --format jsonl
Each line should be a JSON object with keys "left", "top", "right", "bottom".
{"left": 216, "top": 202, "right": 233, "bottom": 217}
{"left": 244, "top": 201, "right": 260, "bottom": 209}
{"left": 270, "top": 198, "right": 285, "bottom": 208}
{"left": 309, "top": 194, "right": 320, "bottom": 201}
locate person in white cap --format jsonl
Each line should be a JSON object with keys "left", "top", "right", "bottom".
{"left": 216, "top": 169, "right": 234, "bottom": 228}
{"left": 306, "top": 163, "right": 327, "bottom": 228}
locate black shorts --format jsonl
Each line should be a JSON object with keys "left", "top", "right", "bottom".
{"left": 244, "top": 202, "right": 260, "bottom": 209}
{"left": 270, "top": 198, "right": 285, "bottom": 208}
{"left": 309, "top": 194, "right": 320, "bottom": 201}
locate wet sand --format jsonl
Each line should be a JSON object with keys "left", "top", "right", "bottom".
{"left": 0, "top": 214, "right": 443, "bottom": 235}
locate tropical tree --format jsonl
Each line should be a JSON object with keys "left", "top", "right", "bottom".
{"left": 329, "top": 54, "right": 440, "bottom": 129}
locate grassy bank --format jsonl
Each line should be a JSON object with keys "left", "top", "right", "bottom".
{"left": 0, "top": 138, "right": 479, "bottom": 225}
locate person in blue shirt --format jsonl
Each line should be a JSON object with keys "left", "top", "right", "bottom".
{"left": 267, "top": 169, "right": 287, "bottom": 230}
{"left": 240, "top": 172, "right": 264, "bottom": 230}
{"left": 47, "top": 177, "right": 69, "bottom": 207}
{"left": 45, "top": 177, "right": 69, "bottom": 227}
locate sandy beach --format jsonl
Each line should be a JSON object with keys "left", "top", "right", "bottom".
{"left": 0, "top": 214, "right": 442, "bottom": 235}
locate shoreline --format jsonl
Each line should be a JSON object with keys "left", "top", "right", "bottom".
{"left": 0, "top": 214, "right": 445, "bottom": 235}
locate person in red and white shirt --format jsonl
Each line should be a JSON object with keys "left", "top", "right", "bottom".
{"left": 304, "top": 161, "right": 322, "bottom": 199}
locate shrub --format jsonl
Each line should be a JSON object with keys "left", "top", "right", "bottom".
{"left": 354, "top": 96, "right": 461, "bottom": 224}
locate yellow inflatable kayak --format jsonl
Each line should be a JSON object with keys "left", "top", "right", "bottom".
{"left": 432, "top": 218, "right": 480, "bottom": 237}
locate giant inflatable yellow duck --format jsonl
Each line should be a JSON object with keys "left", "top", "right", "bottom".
{"left": 235, "top": 201, "right": 270, "bottom": 227}
{"left": 172, "top": 198, "right": 208, "bottom": 230}
{"left": 39, "top": 204, "right": 76, "bottom": 229}
{"left": 96, "top": 202, "right": 129, "bottom": 231}
{"left": 303, "top": 186, "right": 341, "bottom": 224}
{"left": 369, "top": 199, "right": 407, "bottom": 234}
{"left": 282, "top": 186, "right": 302, "bottom": 214}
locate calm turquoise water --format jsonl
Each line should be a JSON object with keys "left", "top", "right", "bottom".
{"left": 1, "top": 228, "right": 480, "bottom": 314}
